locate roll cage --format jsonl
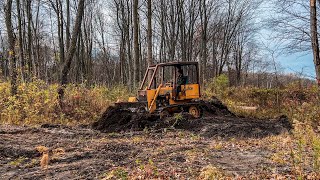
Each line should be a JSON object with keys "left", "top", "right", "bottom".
{"left": 139, "top": 62, "right": 199, "bottom": 90}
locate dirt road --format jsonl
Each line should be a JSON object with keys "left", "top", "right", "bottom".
{"left": 0, "top": 114, "right": 293, "bottom": 179}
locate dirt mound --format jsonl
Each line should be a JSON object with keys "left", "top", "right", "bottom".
{"left": 92, "top": 98, "right": 292, "bottom": 138}
{"left": 92, "top": 97, "right": 235, "bottom": 133}
{"left": 200, "top": 96, "right": 235, "bottom": 116}
{"left": 172, "top": 115, "right": 292, "bottom": 138}
{"left": 92, "top": 106, "right": 159, "bottom": 133}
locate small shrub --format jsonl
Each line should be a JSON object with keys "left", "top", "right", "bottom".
{"left": 172, "top": 113, "right": 184, "bottom": 127}
{"left": 8, "top": 157, "right": 27, "bottom": 167}
{"left": 103, "top": 167, "right": 128, "bottom": 180}
{"left": 198, "top": 165, "right": 225, "bottom": 180}
{"left": 205, "top": 74, "right": 229, "bottom": 98}
{"left": 312, "top": 136, "right": 320, "bottom": 171}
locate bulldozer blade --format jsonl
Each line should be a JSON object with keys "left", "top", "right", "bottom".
{"left": 115, "top": 101, "right": 147, "bottom": 112}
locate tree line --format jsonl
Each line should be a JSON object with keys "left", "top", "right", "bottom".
{"left": 0, "top": 0, "right": 318, "bottom": 96}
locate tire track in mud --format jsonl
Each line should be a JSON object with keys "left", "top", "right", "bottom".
{"left": 0, "top": 122, "right": 292, "bottom": 179}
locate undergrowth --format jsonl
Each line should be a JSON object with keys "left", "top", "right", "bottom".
{"left": 205, "top": 76, "right": 320, "bottom": 177}
{"left": 1, "top": 76, "right": 320, "bottom": 177}
{"left": 0, "top": 80, "right": 130, "bottom": 125}
{"left": 205, "top": 76, "right": 320, "bottom": 122}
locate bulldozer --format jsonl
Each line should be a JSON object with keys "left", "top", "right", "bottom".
{"left": 116, "top": 61, "right": 205, "bottom": 118}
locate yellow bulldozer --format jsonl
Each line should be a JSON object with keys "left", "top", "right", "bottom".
{"left": 116, "top": 61, "right": 205, "bottom": 118}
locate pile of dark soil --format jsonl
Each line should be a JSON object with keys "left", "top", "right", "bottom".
{"left": 171, "top": 114, "right": 292, "bottom": 138}
{"left": 201, "top": 96, "right": 236, "bottom": 116}
{"left": 92, "top": 98, "right": 292, "bottom": 138}
{"left": 92, "top": 106, "right": 159, "bottom": 133}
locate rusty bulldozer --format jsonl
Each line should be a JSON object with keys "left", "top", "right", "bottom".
{"left": 115, "top": 61, "right": 217, "bottom": 118}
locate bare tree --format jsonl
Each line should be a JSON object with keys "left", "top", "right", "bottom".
{"left": 310, "top": 0, "right": 320, "bottom": 85}
{"left": 133, "top": 0, "right": 140, "bottom": 88}
{"left": 0, "top": 0, "right": 274, "bottom": 89}
{"left": 58, "top": 0, "right": 86, "bottom": 100}
{"left": 147, "top": 0, "right": 153, "bottom": 67}
{"left": 270, "top": 0, "right": 320, "bottom": 85}
{"left": 4, "top": 0, "right": 17, "bottom": 95}
{"left": 268, "top": 0, "right": 311, "bottom": 53}
{"left": 16, "top": 0, "right": 26, "bottom": 82}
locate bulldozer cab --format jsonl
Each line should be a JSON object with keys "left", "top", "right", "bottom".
{"left": 140, "top": 62, "right": 199, "bottom": 89}
{"left": 136, "top": 62, "right": 200, "bottom": 113}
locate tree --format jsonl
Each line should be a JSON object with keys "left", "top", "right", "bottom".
{"left": 26, "top": 0, "right": 33, "bottom": 78}
{"left": 270, "top": 0, "right": 320, "bottom": 85}
{"left": 58, "top": 0, "right": 86, "bottom": 100}
{"left": 4, "top": 0, "right": 17, "bottom": 95}
{"left": 199, "top": 0, "right": 209, "bottom": 83}
{"left": 16, "top": 0, "right": 26, "bottom": 82}
{"left": 147, "top": 0, "right": 153, "bottom": 67}
{"left": 146, "top": 0, "right": 154, "bottom": 84}
{"left": 310, "top": 0, "right": 320, "bottom": 85}
{"left": 133, "top": 0, "right": 140, "bottom": 88}
{"left": 268, "top": 0, "right": 311, "bottom": 53}
{"left": 0, "top": 0, "right": 265, "bottom": 89}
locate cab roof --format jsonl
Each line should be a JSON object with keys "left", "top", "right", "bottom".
{"left": 149, "top": 61, "right": 198, "bottom": 68}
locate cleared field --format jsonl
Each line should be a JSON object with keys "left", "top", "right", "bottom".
{"left": 0, "top": 113, "right": 294, "bottom": 179}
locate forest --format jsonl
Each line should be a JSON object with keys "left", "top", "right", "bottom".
{"left": 0, "top": 0, "right": 317, "bottom": 89}
{"left": 0, "top": 0, "right": 320, "bottom": 179}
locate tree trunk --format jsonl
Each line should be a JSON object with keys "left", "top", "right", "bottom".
{"left": 58, "top": 0, "right": 86, "bottom": 100}
{"left": 147, "top": 0, "right": 154, "bottom": 84}
{"left": 54, "top": 0, "right": 65, "bottom": 65}
{"left": 133, "top": 0, "right": 140, "bottom": 88}
{"left": 147, "top": 0, "right": 153, "bottom": 67}
{"left": 200, "top": 0, "right": 208, "bottom": 84}
{"left": 310, "top": 0, "right": 320, "bottom": 86}
{"left": 32, "top": 0, "right": 41, "bottom": 78}
{"left": 26, "top": 0, "right": 33, "bottom": 79}
{"left": 5, "top": 0, "right": 17, "bottom": 96}
{"left": 16, "top": 0, "right": 26, "bottom": 82}
{"left": 0, "top": 31, "right": 9, "bottom": 79}
{"left": 66, "top": 0, "right": 71, "bottom": 51}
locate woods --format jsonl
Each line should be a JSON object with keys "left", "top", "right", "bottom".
{"left": 58, "top": 0, "right": 85, "bottom": 100}
{"left": 1, "top": 1, "right": 320, "bottom": 179}
{"left": 0, "top": 0, "right": 317, "bottom": 91}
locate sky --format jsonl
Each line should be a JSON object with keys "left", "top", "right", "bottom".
{"left": 259, "top": 0, "right": 316, "bottom": 80}
{"left": 257, "top": 28, "right": 315, "bottom": 79}
{"left": 277, "top": 53, "right": 315, "bottom": 78}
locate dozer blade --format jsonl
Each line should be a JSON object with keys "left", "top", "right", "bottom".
{"left": 115, "top": 101, "right": 147, "bottom": 113}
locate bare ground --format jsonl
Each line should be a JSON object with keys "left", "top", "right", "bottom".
{"left": 0, "top": 113, "right": 298, "bottom": 179}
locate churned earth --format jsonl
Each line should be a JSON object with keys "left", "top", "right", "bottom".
{"left": 0, "top": 103, "right": 298, "bottom": 179}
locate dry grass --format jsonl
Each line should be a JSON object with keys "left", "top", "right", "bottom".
{"left": 198, "top": 165, "right": 225, "bottom": 180}
{"left": 0, "top": 80, "right": 130, "bottom": 125}
{"left": 1, "top": 79, "right": 320, "bottom": 178}
{"left": 204, "top": 80, "right": 320, "bottom": 178}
